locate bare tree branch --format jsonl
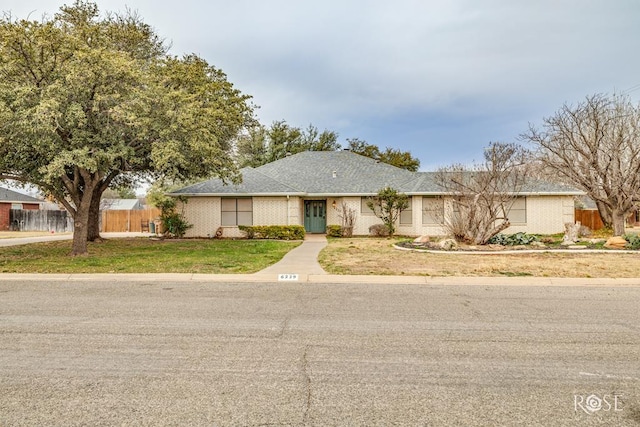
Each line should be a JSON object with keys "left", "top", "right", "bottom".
{"left": 435, "top": 142, "right": 531, "bottom": 245}
{"left": 522, "top": 94, "right": 640, "bottom": 235}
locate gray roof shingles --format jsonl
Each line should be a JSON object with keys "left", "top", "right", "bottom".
{"left": 173, "top": 167, "right": 303, "bottom": 195}
{"left": 172, "top": 151, "right": 583, "bottom": 196}
{"left": 0, "top": 187, "right": 42, "bottom": 204}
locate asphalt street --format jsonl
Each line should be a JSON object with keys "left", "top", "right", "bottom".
{"left": 1, "top": 280, "right": 639, "bottom": 426}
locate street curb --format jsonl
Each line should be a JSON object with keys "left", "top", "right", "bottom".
{"left": 1, "top": 273, "right": 639, "bottom": 286}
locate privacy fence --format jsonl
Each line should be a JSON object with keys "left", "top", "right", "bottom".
{"left": 100, "top": 208, "right": 161, "bottom": 232}
{"left": 574, "top": 209, "right": 604, "bottom": 231}
{"left": 10, "top": 209, "right": 73, "bottom": 233}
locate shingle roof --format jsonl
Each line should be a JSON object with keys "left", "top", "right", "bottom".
{"left": 519, "top": 179, "right": 584, "bottom": 194}
{"left": 0, "top": 187, "right": 42, "bottom": 204}
{"left": 255, "top": 151, "right": 416, "bottom": 194}
{"left": 173, "top": 167, "right": 303, "bottom": 195}
{"left": 171, "top": 151, "right": 583, "bottom": 196}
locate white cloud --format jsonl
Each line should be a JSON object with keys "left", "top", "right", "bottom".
{"left": 5, "top": 0, "right": 640, "bottom": 166}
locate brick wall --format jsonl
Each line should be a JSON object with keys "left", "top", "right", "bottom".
{"left": 181, "top": 194, "right": 576, "bottom": 238}
{"left": 253, "top": 197, "right": 289, "bottom": 225}
{"left": 179, "top": 197, "right": 221, "bottom": 238}
{"left": 0, "top": 203, "right": 9, "bottom": 231}
{"left": 505, "top": 196, "right": 574, "bottom": 235}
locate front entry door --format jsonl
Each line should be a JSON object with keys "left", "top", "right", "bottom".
{"left": 304, "top": 200, "right": 326, "bottom": 233}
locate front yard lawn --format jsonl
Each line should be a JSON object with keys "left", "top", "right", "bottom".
{"left": 319, "top": 238, "right": 640, "bottom": 278}
{"left": 0, "top": 238, "right": 300, "bottom": 274}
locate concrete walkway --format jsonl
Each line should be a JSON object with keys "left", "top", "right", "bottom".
{"left": 0, "top": 232, "right": 150, "bottom": 247}
{"left": 255, "top": 233, "right": 328, "bottom": 277}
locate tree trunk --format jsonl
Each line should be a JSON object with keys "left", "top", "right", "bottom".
{"left": 87, "top": 172, "right": 117, "bottom": 241}
{"left": 87, "top": 189, "right": 103, "bottom": 241}
{"left": 70, "top": 176, "right": 99, "bottom": 256}
{"left": 611, "top": 209, "right": 626, "bottom": 236}
{"left": 71, "top": 196, "right": 92, "bottom": 256}
{"left": 595, "top": 200, "right": 613, "bottom": 229}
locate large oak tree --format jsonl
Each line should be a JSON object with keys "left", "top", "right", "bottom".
{"left": 0, "top": 2, "right": 253, "bottom": 255}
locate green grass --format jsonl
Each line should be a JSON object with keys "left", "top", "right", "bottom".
{"left": 0, "top": 238, "right": 300, "bottom": 274}
{"left": 493, "top": 270, "right": 534, "bottom": 277}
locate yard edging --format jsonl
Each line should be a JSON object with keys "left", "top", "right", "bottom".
{"left": 393, "top": 244, "right": 640, "bottom": 255}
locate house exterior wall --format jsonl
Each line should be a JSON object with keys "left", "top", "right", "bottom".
{"left": 325, "top": 197, "right": 359, "bottom": 232}
{"left": 502, "top": 195, "right": 574, "bottom": 235}
{"left": 181, "top": 196, "right": 305, "bottom": 238}
{"left": 181, "top": 194, "right": 575, "bottom": 238}
{"left": 348, "top": 195, "right": 575, "bottom": 237}
{"left": 180, "top": 197, "right": 221, "bottom": 238}
{"left": 253, "top": 197, "right": 290, "bottom": 226}
{"left": 324, "top": 197, "right": 378, "bottom": 235}
{"left": 22, "top": 203, "right": 40, "bottom": 210}
{"left": 289, "top": 197, "right": 302, "bottom": 227}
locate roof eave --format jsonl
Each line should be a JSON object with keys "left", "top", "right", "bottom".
{"left": 168, "top": 192, "right": 307, "bottom": 197}
{"left": 1, "top": 200, "right": 43, "bottom": 204}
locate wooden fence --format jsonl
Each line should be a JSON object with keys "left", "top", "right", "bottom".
{"left": 101, "top": 208, "right": 161, "bottom": 232}
{"left": 574, "top": 209, "right": 604, "bottom": 231}
{"left": 10, "top": 209, "right": 73, "bottom": 233}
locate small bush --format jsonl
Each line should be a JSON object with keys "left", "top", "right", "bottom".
{"left": 157, "top": 197, "right": 192, "bottom": 238}
{"left": 369, "top": 223, "right": 390, "bottom": 237}
{"left": 487, "top": 233, "right": 508, "bottom": 245}
{"left": 326, "top": 225, "right": 343, "bottom": 237}
{"left": 240, "top": 226, "right": 255, "bottom": 239}
{"left": 488, "top": 232, "right": 539, "bottom": 246}
{"left": 624, "top": 234, "right": 640, "bottom": 250}
{"left": 238, "top": 225, "right": 305, "bottom": 240}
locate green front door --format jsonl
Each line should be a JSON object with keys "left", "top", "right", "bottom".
{"left": 304, "top": 200, "right": 326, "bottom": 233}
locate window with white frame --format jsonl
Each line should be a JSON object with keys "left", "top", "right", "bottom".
{"left": 422, "top": 197, "right": 444, "bottom": 225}
{"left": 221, "top": 198, "right": 253, "bottom": 226}
{"left": 506, "top": 197, "right": 526, "bottom": 224}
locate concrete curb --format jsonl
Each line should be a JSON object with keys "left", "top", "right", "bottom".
{"left": 1, "top": 273, "right": 639, "bottom": 286}
{"left": 393, "top": 244, "right": 640, "bottom": 255}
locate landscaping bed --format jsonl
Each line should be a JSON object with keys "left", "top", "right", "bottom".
{"left": 396, "top": 232, "right": 639, "bottom": 252}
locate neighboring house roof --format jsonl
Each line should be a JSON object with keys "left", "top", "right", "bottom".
{"left": 171, "top": 151, "right": 584, "bottom": 197}
{"left": 0, "top": 187, "right": 43, "bottom": 204}
{"left": 100, "top": 199, "right": 144, "bottom": 210}
{"left": 575, "top": 196, "right": 598, "bottom": 210}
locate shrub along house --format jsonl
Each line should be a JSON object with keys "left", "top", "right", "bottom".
{"left": 170, "top": 150, "right": 582, "bottom": 238}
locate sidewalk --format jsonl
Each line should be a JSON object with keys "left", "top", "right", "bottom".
{"left": 0, "top": 272, "right": 638, "bottom": 286}
{"left": 0, "top": 232, "right": 150, "bottom": 247}
{"left": 256, "top": 233, "right": 328, "bottom": 277}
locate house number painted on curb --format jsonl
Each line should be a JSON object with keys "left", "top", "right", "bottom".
{"left": 278, "top": 274, "right": 299, "bottom": 281}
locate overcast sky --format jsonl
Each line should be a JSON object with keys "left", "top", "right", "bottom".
{"left": 4, "top": 0, "right": 640, "bottom": 171}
